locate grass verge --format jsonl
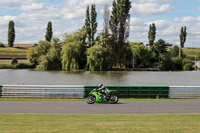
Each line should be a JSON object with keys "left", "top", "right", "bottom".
{"left": 1, "top": 98, "right": 200, "bottom": 101}
{"left": 0, "top": 114, "right": 200, "bottom": 133}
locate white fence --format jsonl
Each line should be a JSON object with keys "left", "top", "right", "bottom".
{"left": 1, "top": 85, "right": 84, "bottom": 98}
{"left": 169, "top": 86, "right": 200, "bottom": 99}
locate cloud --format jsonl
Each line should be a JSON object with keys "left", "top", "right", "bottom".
{"left": 0, "top": 0, "right": 35, "bottom": 8}
{"left": 131, "top": 2, "right": 174, "bottom": 16}
{"left": 19, "top": 3, "right": 60, "bottom": 21}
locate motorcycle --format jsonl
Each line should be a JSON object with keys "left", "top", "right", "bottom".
{"left": 86, "top": 88, "right": 119, "bottom": 104}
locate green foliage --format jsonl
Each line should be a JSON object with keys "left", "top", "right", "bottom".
{"left": 109, "top": 0, "right": 132, "bottom": 67}
{"left": 45, "top": 21, "right": 53, "bottom": 42}
{"left": 131, "top": 44, "right": 151, "bottom": 68}
{"left": 27, "top": 39, "right": 62, "bottom": 70}
{"left": 182, "top": 58, "right": 194, "bottom": 71}
{"left": 8, "top": 21, "right": 15, "bottom": 47}
{"left": 27, "top": 40, "right": 51, "bottom": 65}
{"left": 171, "top": 57, "right": 183, "bottom": 70}
{"left": 170, "top": 45, "right": 180, "bottom": 57}
{"left": 87, "top": 44, "right": 111, "bottom": 71}
{"left": 11, "top": 58, "right": 18, "bottom": 65}
{"left": 91, "top": 4, "right": 98, "bottom": 45}
{"left": 62, "top": 28, "right": 87, "bottom": 71}
{"left": 15, "top": 63, "right": 35, "bottom": 69}
{"left": 36, "top": 38, "right": 62, "bottom": 70}
{"left": 85, "top": 6, "right": 91, "bottom": 45}
{"left": 0, "top": 42, "right": 5, "bottom": 47}
{"left": 152, "top": 39, "right": 167, "bottom": 54}
{"left": 84, "top": 4, "right": 97, "bottom": 46}
{"left": 148, "top": 23, "right": 156, "bottom": 47}
{"left": 180, "top": 26, "right": 187, "bottom": 48}
{"left": 161, "top": 54, "right": 175, "bottom": 71}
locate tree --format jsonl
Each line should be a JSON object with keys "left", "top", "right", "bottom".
{"left": 87, "top": 38, "right": 111, "bottom": 71}
{"left": 148, "top": 23, "right": 156, "bottom": 47}
{"left": 8, "top": 21, "right": 15, "bottom": 47}
{"left": 131, "top": 44, "right": 151, "bottom": 68}
{"left": 84, "top": 4, "right": 98, "bottom": 46}
{"left": 27, "top": 40, "right": 51, "bottom": 66}
{"left": 179, "top": 26, "right": 187, "bottom": 58}
{"left": 85, "top": 6, "right": 91, "bottom": 45}
{"left": 62, "top": 28, "right": 87, "bottom": 71}
{"left": 103, "top": 4, "right": 110, "bottom": 35}
{"left": 91, "top": 4, "right": 98, "bottom": 46}
{"left": 152, "top": 39, "right": 167, "bottom": 64}
{"left": 36, "top": 38, "right": 62, "bottom": 70}
{"left": 109, "top": 0, "right": 132, "bottom": 68}
{"left": 170, "top": 45, "right": 181, "bottom": 57}
{"left": 45, "top": 21, "right": 53, "bottom": 42}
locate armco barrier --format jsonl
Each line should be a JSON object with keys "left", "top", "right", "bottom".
{"left": 0, "top": 85, "right": 2, "bottom": 97}
{"left": 84, "top": 86, "right": 169, "bottom": 98}
{"left": 1, "top": 85, "right": 200, "bottom": 99}
{"left": 1, "top": 85, "right": 84, "bottom": 98}
{"left": 169, "top": 86, "right": 200, "bottom": 99}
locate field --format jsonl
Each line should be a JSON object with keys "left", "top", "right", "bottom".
{"left": 0, "top": 114, "right": 199, "bottom": 133}
{"left": 183, "top": 47, "right": 200, "bottom": 60}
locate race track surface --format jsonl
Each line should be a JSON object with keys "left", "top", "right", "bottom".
{"left": 0, "top": 101, "right": 200, "bottom": 114}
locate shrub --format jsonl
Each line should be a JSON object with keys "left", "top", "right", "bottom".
{"left": 183, "top": 63, "right": 194, "bottom": 71}
{"left": 15, "top": 63, "right": 35, "bottom": 69}
{"left": 11, "top": 58, "right": 18, "bottom": 65}
{"left": 0, "top": 42, "right": 5, "bottom": 47}
{"left": 171, "top": 57, "right": 183, "bottom": 70}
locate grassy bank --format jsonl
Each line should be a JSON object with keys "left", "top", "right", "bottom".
{"left": 0, "top": 114, "right": 199, "bottom": 133}
{"left": 0, "top": 47, "right": 27, "bottom": 54}
{"left": 1, "top": 98, "right": 200, "bottom": 101}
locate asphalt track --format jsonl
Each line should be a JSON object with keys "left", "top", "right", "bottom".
{"left": 0, "top": 101, "right": 200, "bottom": 114}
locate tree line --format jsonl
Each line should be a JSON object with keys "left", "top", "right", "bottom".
{"left": 4, "top": 0, "right": 194, "bottom": 71}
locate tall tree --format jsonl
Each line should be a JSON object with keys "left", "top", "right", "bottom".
{"left": 180, "top": 26, "right": 187, "bottom": 48}
{"left": 85, "top": 6, "right": 91, "bottom": 45}
{"left": 8, "top": 21, "right": 15, "bottom": 47}
{"left": 91, "top": 4, "right": 98, "bottom": 46}
{"left": 179, "top": 26, "right": 187, "bottom": 58}
{"left": 45, "top": 21, "right": 53, "bottom": 42}
{"left": 109, "top": 0, "right": 132, "bottom": 68}
{"left": 148, "top": 23, "right": 156, "bottom": 47}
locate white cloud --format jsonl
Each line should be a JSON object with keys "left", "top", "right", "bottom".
{"left": 131, "top": 3, "right": 174, "bottom": 16}
{"left": 20, "top": 3, "right": 45, "bottom": 11}
{"left": 0, "top": 0, "right": 35, "bottom": 7}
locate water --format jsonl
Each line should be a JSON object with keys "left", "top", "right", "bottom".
{"left": 0, "top": 69, "right": 199, "bottom": 86}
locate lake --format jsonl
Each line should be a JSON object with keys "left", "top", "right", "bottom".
{"left": 0, "top": 69, "right": 199, "bottom": 86}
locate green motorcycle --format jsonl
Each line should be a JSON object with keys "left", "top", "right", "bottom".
{"left": 86, "top": 88, "right": 119, "bottom": 104}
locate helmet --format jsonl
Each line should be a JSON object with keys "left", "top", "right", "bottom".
{"left": 99, "top": 84, "right": 103, "bottom": 88}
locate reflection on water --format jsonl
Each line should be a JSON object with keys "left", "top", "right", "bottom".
{"left": 0, "top": 69, "right": 200, "bottom": 86}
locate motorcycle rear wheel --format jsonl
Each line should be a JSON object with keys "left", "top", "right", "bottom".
{"left": 86, "top": 96, "right": 96, "bottom": 104}
{"left": 109, "top": 95, "right": 118, "bottom": 104}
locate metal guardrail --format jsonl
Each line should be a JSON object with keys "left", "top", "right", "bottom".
{"left": 169, "top": 86, "right": 200, "bottom": 99}
{"left": 1, "top": 85, "right": 84, "bottom": 98}
{"left": 1, "top": 85, "right": 200, "bottom": 99}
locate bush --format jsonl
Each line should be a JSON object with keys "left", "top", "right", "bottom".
{"left": 0, "top": 42, "right": 5, "bottom": 47}
{"left": 171, "top": 57, "right": 183, "bottom": 70}
{"left": 15, "top": 63, "right": 35, "bottom": 69}
{"left": 183, "top": 63, "right": 194, "bottom": 71}
{"left": 11, "top": 58, "right": 18, "bottom": 65}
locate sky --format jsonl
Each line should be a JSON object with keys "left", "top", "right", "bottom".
{"left": 0, "top": 0, "right": 200, "bottom": 47}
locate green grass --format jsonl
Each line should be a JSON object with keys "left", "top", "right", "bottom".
{"left": 0, "top": 114, "right": 200, "bottom": 133}
{"left": 0, "top": 47, "right": 27, "bottom": 54}
{"left": 0, "top": 59, "right": 29, "bottom": 65}
{"left": 183, "top": 48, "right": 200, "bottom": 59}
{"left": 1, "top": 98, "right": 200, "bottom": 101}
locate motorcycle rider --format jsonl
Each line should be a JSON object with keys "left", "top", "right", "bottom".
{"left": 98, "top": 84, "right": 109, "bottom": 99}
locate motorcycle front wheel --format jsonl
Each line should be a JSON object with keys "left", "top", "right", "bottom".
{"left": 109, "top": 95, "right": 118, "bottom": 104}
{"left": 86, "top": 96, "right": 96, "bottom": 104}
